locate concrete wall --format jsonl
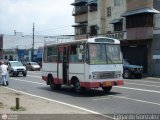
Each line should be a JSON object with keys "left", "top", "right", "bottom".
{"left": 75, "top": 14, "right": 88, "bottom": 23}
{"left": 88, "top": 0, "right": 103, "bottom": 34}
{"left": 105, "top": 0, "right": 126, "bottom": 33}
{"left": 127, "top": 27, "right": 153, "bottom": 40}
{"left": 126, "top": 0, "right": 153, "bottom": 10}
{"left": 151, "top": 0, "right": 160, "bottom": 76}
{"left": 151, "top": 34, "right": 160, "bottom": 76}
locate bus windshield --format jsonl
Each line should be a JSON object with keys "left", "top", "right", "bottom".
{"left": 89, "top": 44, "right": 122, "bottom": 64}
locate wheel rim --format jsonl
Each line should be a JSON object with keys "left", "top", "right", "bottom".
{"left": 49, "top": 77, "right": 55, "bottom": 89}
{"left": 124, "top": 71, "right": 129, "bottom": 78}
{"left": 74, "top": 81, "right": 80, "bottom": 92}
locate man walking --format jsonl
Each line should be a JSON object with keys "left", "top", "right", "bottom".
{"left": 0, "top": 61, "right": 9, "bottom": 86}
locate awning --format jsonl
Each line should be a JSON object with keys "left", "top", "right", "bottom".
{"left": 109, "top": 18, "right": 123, "bottom": 24}
{"left": 72, "top": 23, "right": 87, "bottom": 27}
{"left": 71, "top": 0, "right": 87, "bottom": 6}
{"left": 86, "top": 0, "right": 97, "bottom": 6}
{"left": 121, "top": 8, "right": 160, "bottom": 17}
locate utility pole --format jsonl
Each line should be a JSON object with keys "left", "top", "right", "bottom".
{"left": 32, "top": 23, "right": 35, "bottom": 61}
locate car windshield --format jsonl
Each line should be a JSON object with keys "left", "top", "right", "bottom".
{"left": 10, "top": 61, "right": 23, "bottom": 67}
{"left": 30, "top": 62, "right": 38, "bottom": 65}
{"left": 89, "top": 44, "right": 122, "bottom": 64}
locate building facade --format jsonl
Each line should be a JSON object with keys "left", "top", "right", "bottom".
{"left": 71, "top": 0, "right": 160, "bottom": 76}
{"left": 1, "top": 31, "right": 74, "bottom": 62}
{"left": 71, "top": 0, "right": 88, "bottom": 40}
{"left": 151, "top": 0, "right": 160, "bottom": 76}
{"left": 121, "top": 0, "right": 159, "bottom": 75}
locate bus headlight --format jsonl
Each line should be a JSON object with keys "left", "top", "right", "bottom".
{"left": 92, "top": 72, "right": 99, "bottom": 79}
{"left": 93, "top": 73, "right": 98, "bottom": 79}
{"left": 115, "top": 72, "right": 121, "bottom": 78}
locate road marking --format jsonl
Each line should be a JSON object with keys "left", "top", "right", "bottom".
{"left": 115, "top": 86, "right": 160, "bottom": 94}
{"left": 10, "top": 78, "right": 45, "bottom": 85}
{"left": 124, "top": 80, "right": 160, "bottom": 84}
{"left": 27, "top": 71, "right": 42, "bottom": 75}
{"left": 124, "top": 82, "right": 160, "bottom": 88}
{"left": 93, "top": 95, "right": 160, "bottom": 106}
{"left": 4, "top": 87, "right": 114, "bottom": 120}
{"left": 27, "top": 75, "right": 41, "bottom": 78}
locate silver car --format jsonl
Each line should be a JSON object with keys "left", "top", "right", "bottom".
{"left": 7, "top": 61, "right": 27, "bottom": 77}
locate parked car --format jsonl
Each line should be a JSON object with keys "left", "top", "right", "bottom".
{"left": 123, "top": 59, "right": 143, "bottom": 79}
{"left": 25, "top": 62, "right": 41, "bottom": 71}
{"left": 7, "top": 61, "right": 27, "bottom": 77}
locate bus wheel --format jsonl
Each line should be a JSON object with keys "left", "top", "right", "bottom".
{"left": 49, "top": 76, "right": 61, "bottom": 90}
{"left": 102, "top": 86, "right": 112, "bottom": 94}
{"left": 73, "top": 80, "right": 81, "bottom": 93}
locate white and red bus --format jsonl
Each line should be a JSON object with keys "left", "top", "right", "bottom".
{"left": 42, "top": 37, "right": 123, "bottom": 93}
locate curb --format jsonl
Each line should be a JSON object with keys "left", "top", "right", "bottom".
{"left": 143, "top": 77, "right": 160, "bottom": 81}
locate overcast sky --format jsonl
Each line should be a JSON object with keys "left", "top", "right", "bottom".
{"left": 0, "top": 0, "right": 74, "bottom": 36}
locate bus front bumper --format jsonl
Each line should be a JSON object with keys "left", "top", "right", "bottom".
{"left": 80, "top": 80, "right": 124, "bottom": 88}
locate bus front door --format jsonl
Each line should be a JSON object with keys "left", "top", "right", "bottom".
{"left": 63, "top": 46, "right": 69, "bottom": 84}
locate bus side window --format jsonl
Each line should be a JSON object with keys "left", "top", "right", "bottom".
{"left": 70, "top": 45, "right": 78, "bottom": 63}
{"left": 70, "top": 54, "right": 78, "bottom": 63}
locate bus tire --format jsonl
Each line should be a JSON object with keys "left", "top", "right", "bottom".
{"left": 49, "top": 76, "right": 61, "bottom": 90}
{"left": 102, "top": 86, "right": 112, "bottom": 94}
{"left": 73, "top": 79, "right": 81, "bottom": 93}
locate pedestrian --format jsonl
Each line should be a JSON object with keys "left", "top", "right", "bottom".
{"left": 0, "top": 61, "right": 9, "bottom": 86}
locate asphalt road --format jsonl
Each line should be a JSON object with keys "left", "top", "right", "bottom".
{"left": 6, "top": 71, "right": 160, "bottom": 118}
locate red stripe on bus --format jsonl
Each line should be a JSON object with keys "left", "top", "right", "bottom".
{"left": 42, "top": 76, "right": 123, "bottom": 88}
{"left": 80, "top": 80, "right": 124, "bottom": 88}
{"left": 80, "top": 82, "right": 100, "bottom": 88}
{"left": 42, "top": 76, "right": 48, "bottom": 81}
{"left": 117, "top": 80, "right": 124, "bottom": 86}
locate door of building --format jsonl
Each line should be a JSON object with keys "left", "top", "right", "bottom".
{"left": 121, "top": 45, "right": 148, "bottom": 73}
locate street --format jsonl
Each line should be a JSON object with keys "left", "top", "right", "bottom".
{"left": 4, "top": 71, "right": 160, "bottom": 119}
{"left": 6, "top": 70, "right": 160, "bottom": 117}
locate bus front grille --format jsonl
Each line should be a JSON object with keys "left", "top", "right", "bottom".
{"left": 99, "top": 72, "right": 115, "bottom": 79}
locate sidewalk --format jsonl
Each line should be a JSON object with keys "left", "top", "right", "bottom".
{"left": 0, "top": 86, "right": 89, "bottom": 114}
{"left": 0, "top": 86, "right": 109, "bottom": 120}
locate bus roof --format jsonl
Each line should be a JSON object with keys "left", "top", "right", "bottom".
{"left": 44, "top": 37, "right": 120, "bottom": 47}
